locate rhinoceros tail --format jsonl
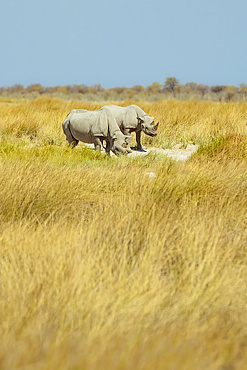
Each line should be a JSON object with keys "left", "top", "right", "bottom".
{"left": 62, "top": 118, "right": 79, "bottom": 147}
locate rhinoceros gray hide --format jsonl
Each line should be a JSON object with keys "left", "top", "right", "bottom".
{"left": 62, "top": 108, "right": 132, "bottom": 156}
{"left": 101, "top": 105, "right": 159, "bottom": 151}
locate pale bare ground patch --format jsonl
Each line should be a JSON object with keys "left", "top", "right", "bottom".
{"left": 128, "top": 142, "right": 199, "bottom": 161}
{"left": 83, "top": 142, "right": 199, "bottom": 161}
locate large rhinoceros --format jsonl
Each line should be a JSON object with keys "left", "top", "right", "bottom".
{"left": 101, "top": 105, "right": 159, "bottom": 151}
{"left": 62, "top": 108, "right": 132, "bottom": 156}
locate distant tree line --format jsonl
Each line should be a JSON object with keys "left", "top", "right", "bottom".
{"left": 1, "top": 78, "right": 247, "bottom": 102}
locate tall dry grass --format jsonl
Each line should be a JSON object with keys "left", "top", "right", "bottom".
{"left": 0, "top": 97, "right": 247, "bottom": 369}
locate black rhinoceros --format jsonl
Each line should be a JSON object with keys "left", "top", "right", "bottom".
{"left": 101, "top": 105, "right": 159, "bottom": 151}
{"left": 62, "top": 108, "right": 132, "bottom": 156}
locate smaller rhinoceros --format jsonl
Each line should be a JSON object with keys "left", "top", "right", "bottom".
{"left": 101, "top": 104, "right": 159, "bottom": 151}
{"left": 62, "top": 108, "right": 132, "bottom": 156}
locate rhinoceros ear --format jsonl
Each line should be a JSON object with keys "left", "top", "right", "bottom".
{"left": 137, "top": 116, "right": 144, "bottom": 124}
{"left": 125, "top": 135, "right": 132, "bottom": 145}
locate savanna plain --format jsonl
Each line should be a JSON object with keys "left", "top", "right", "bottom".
{"left": 0, "top": 97, "right": 247, "bottom": 370}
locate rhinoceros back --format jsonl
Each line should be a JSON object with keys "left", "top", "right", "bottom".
{"left": 63, "top": 108, "right": 120, "bottom": 143}
{"left": 101, "top": 105, "right": 140, "bottom": 130}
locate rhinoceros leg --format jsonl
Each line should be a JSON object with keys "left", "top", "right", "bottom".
{"left": 105, "top": 140, "right": 111, "bottom": 155}
{"left": 98, "top": 138, "right": 111, "bottom": 155}
{"left": 93, "top": 137, "right": 102, "bottom": 151}
{"left": 69, "top": 139, "right": 79, "bottom": 148}
{"left": 136, "top": 130, "right": 143, "bottom": 150}
{"left": 135, "top": 131, "right": 146, "bottom": 151}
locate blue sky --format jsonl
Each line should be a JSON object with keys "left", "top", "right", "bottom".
{"left": 1, "top": 0, "right": 247, "bottom": 88}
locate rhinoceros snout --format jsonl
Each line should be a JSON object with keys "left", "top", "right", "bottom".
{"left": 112, "top": 146, "right": 132, "bottom": 156}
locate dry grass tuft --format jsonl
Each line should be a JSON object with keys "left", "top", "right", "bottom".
{"left": 0, "top": 97, "right": 247, "bottom": 369}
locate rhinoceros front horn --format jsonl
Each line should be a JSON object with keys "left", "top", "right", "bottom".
{"left": 153, "top": 122, "right": 159, "bottom": 130}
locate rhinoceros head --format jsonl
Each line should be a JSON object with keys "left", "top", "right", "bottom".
{"left": 138, "top": 116, "right": 159, "bottom": 137}
{"left": 111, "top": 131, "right": 132, "bottom": 156}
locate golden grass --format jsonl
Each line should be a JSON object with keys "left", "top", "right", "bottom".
{"left": 0, "top": 97, "right": 247, "bottom": 369}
